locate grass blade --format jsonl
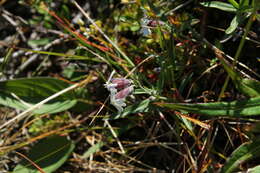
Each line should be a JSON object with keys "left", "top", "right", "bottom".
{"left": 200, "top": 1, "right": 237, "bottom": 12}
{"left": 156, "top": 96, "right": 260, "bottom": 117}
{"left": 221, "top": 138, "right": 260, "bottom": 173}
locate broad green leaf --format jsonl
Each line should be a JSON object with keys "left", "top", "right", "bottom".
{"left": 156, "top": 96, "right": 260, "bottom": 117}
{"left": 82, "top": 141, "right": 104, "bottom": 159}
{"left": 221, "top": 138, "right": 260, "bottom": 173}
{"left": 225, "top": 15, "right": 239, "bottom": 34}
{"left": 247, "top": 165, "right": 260, "bottom": 173}
{"left": 0, "top": 77, "right": 77, "bottom": 114}
{"left": 200, "top": 1, "right": 237, "bottom": 12}
{"left": 13, "top": 135, "right": 75, "bottom": 173}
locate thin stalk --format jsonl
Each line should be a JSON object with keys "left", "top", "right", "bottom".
{"left": 218, "top": 75, "right": 230, "bottom": 101}
{"left": 233, "top": 14, "right": 256, "bottom": 65}
{"left": 218, "top": 3, "right": 257, "bottom": 99}
{"left": 15, "top": 151, "right": 46, "bottom": 173}
{"left": 0, "top": 42, "right": 103, "bottom": 62}
{"left": 0, "top": 47, "right": 13, "bottom": 74}
{"left": 104, "top": 119, "right": 126, "bottom": 154}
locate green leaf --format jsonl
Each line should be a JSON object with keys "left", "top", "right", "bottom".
{"left": 200, "top": 1, "right": 237, "bottom": 12}
{"left": 0, "top": 77, "right": 77, "bottom": 114}
{"left": 218, "top": 54, "right": 260, "bottom": 97}
{"left": 225, "top": 15, "right": 239, "bottom": 34}
{"left": 255, "top": 0, "right": 260, "bottom": 10}
{"left": 28, "top": 38, "right": 51, "bottom": 47}
{"left": 0, "top": 46, "right": 13, "bottom": 74}
{"left": 156, "top": 96, "right": 260, "bottom": 117}
{"left": 82, "top": 141, "right": 104, "bottom": 159}
{"left": 239, "top": 0, "right": 249, "bottom": 7}
{"left": 13, "top": 135, "right": 75, "bottom": 173}
{"left": 247, "top": 165, "right": 260, "bottom": 173}
{"left": 237, "top": 79, "right": 260, "bottom": 97}
{"left": 228, "top": 0, "right": 240, "bottom": 8}
{"left": 221, "top": 138, "right": 260, "bottom": 173}
{"left": 110, "top": 99, "right": 151, "bottom": 119}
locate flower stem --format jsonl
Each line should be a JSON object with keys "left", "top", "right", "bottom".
{"left": 218, "top": 2, "right": 257, "bottom": 100}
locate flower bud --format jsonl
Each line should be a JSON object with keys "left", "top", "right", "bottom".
{"left": 147, "top": 20, "right": 164, "bottom": 27}
{"left": 115, "top": 85, "right": 134, "bottom": 99}
{"left": 111, "top": 78, "right": 132, "bottom": 90}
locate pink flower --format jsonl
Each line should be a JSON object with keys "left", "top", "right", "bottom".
{"left": 147, "top": 20, "right": 164, "bottom": 27}
{"left": 104, "top": 74, "right": 134, "bottom": 112}
{"left": 115, "top": 86, "right": 134, "bottom": 99}
{"left": 111, "top": 78, "right": 132, "bottom": 90}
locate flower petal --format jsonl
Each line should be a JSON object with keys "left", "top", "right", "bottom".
{"left": 111, "top": 78, "right": 132, "bottom": 90}
{"left": 115, "top": 86, "right": 134, "bottom": 99}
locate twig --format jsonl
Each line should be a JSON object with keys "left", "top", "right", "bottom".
{"left": 15, "top": 151, "right": 46, "bottom": 173}
{"left": 104, "top": 119, "right": 126, "bottom": 154}
{"left": 89, "top": 97, "right": 109, "bottom": 125}
{"left": 81, "top": 46, "right": 110, "bottom": 64}
{"left": 125, "top": 55, "right": 154, "bottom": 79}
{"left": 165, "top": 0, "right": 193, "bottom": 15}
{"left": 1, "top": 10, "right": 26, "bottom": 42}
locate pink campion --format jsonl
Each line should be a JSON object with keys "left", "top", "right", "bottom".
{"left": 111, "top": 78, "right": 132, "bottom": 90}
{"left": 115, "top": 86, "right": 134, "bottom": 99}
{"left": 147, "top": 20, "right": 164, "bottom": 27}
{"left": 104, "top": 71, "right": 134, "bottom": 112}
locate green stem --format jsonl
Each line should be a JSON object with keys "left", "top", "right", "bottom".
{"left": 218, "top": 2, "right": 257, "bottom": 99}
{"left": 228, "top": 0, "right": 239, "bottom": 8}
{"left": 218, "top": 75, "right": 230, "bottom": 101}
{"left": 233, "top": 12, "right": 256, "bottom": 65}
